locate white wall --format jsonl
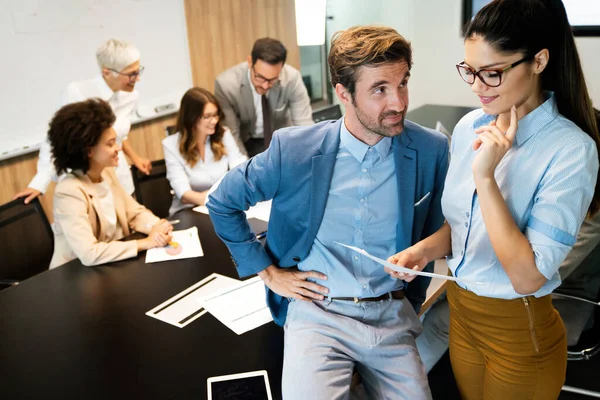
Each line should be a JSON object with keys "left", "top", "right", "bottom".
{"left": 323, "top": 0, "right": 600, "bottom": 110}
{"left": 400, "top": 0, "right": 600, "bottom": 110}
{"left": 0, "top": 0, "right": 192, "bottom": 160}
{"left": 325, "top": 0, "right": 389, "bottom": 109}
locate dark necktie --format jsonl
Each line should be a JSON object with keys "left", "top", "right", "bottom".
{"left": 262, "top": 94, "right": 273, "bottom": 148}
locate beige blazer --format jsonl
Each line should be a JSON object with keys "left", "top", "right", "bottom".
{"left": 50, "top": 168, "right": 159, "bottom": 269}
{"left": 214, "top": 62, "right": 314, "bottom": 151}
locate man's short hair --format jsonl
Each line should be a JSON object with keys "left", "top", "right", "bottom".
{"left": 328, "top": 25, "right": 412, "bottom": 98}
{"left": 251, "top": 38, "right": 287, "bottom": 65}
{"left": 96, "top": 39, "right": 140, "bottom": 73}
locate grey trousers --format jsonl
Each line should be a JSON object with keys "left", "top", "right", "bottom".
{"left": 281, "top": 297, "right": 431, "bottom": 400}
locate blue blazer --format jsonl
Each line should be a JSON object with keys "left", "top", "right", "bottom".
{"left": 207, "top": 118, "right": 449, "bottom": 326}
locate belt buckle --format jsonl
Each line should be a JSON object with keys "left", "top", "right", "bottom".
{"left": 354, "top": 297, "right": 359, "bottom": 304}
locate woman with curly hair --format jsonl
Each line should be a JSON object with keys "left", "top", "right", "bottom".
{"left": 49, "top": 98, "right": 173, "bottom": 269}
{"left": 162, "top": 87, "right": 247, "bottom": 215}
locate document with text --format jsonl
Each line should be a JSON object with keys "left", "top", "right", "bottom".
{"left": 197, "top": 276, "right": 273, "bottom": 335}
{"left": 146, "top": 273, "right": 240, "bottom": 328}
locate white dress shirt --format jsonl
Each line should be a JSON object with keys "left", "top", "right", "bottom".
{"left": 29, "top": 75, "right": 139, "bottom": 194}
{"left": 248, "top": 69, "right": 264, "bottom": 138}
{"left": 89, "top": 179, "right": 123, "bottom": 242}
{"left": 162, "top": 129, "right": 248, "bottom": 215}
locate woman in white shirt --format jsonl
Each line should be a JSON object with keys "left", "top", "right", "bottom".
{"left": 16, "top": 39, "right": 151, "bottom": 203}
{"left": 163, "top": 87, "right": 248, "bottom": 215}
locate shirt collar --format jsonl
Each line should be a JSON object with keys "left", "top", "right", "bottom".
{"left": 247, "top": 68, "right": 263, "bottom": 98}
{"left": 340, "top": 117, "right": 392, "bottom": 162}
{"left": 472, "top": 92, "right": 558, "bottom": 146}
{"left": 94, "top": 75, "right": 117, "bottom": 102}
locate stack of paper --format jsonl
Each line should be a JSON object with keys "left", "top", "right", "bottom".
{"left": 146, "top": 273, "right": 240, "bottom": 328}
{"left": 197, "top": 276, "right": 273, "bottom": 335}
{"left": 193, "top": 200, "right": 271, "bottom": 223}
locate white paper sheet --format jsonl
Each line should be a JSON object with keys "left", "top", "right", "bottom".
{"left": 194, "top": 200, "right": 272, "bottom": 223}
{"left": 193, "top": 205, "right": 210, "bottom": 214}
{"left": 197, "top": 276, "right": 273, "bottom": 335}
{"left": 145, "top": 227, "right": 204, "bottom": 263}
{"left": 335, "top": 242, "right": 485, "bottom": 287}
{"left": 244, "top": 200, "right": 272, "bottom": 222}
{"left": 146, "top": 273, "right": 241, "bottom": 328}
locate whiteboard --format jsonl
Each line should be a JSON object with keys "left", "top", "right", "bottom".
{"left": 0, "top": 0, "right": 193, "bottom": 161}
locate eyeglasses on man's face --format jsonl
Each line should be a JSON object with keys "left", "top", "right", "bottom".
{"left": 455, "top": 55, "right": 531, "bottom": 87}
{"left": 109, "top": 65, "right": 145, "bottom": 82}
{"left": 251, "top": 66, "right": 280, "bottom": 86}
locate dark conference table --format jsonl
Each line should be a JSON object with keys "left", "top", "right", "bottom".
{"left": 0, "top": 209, "right": 283, "bottom": 400}
{"left": 0, "top": 104, "right": 475, "bottom": 399}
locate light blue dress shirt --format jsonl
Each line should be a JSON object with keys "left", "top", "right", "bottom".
{"left": 442, "top": 93, "right": 598, "bottom": 298}
{"left": 298, "top": 120, "right": 402, "bottom": 297}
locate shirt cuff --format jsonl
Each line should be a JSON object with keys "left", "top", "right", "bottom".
{"left": 28, "top": 173, "right": 54, "bottom": 193}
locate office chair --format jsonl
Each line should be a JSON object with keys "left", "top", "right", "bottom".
{"left": 302, "top": 75, "right": 314, "bottom": 100}
{"left": 164, "top": 125, "right": 176, "bottom": 137}
{"left": 131, "top": 159, "right": 174, "bottom": 219}
{"left": 0, "top": 197, "right": 53, "bottom": 289}
{"left": 312, "top": 104, "right": 343, "bottom": 123}
{"left": 556, "top": 289, "right": 600, "bottom": 398}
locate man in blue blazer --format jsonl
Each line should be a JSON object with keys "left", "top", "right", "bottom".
{"left": 208, "top": 26, "right": 448, "bottom": 399}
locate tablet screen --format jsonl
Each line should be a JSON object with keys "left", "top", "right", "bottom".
{"left": 209, "top": 375, "right": 270, "bottom": 400}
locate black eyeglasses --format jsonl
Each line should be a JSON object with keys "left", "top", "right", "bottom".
{"left": 251, "top": 66, "right": 280, "bottom": 85}
{"left": 109, "top": 65, "right": 145, "bottom": 81}
{"left": 456, "top": 55, "right": 531, "bottom": 87}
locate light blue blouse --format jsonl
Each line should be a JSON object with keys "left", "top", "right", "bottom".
{"left": 442, "top": 93, "right": 598, "bottom": 298}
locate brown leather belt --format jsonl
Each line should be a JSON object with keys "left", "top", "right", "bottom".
{"left": 330, "top": 289, "right": 405, "bottom": 303}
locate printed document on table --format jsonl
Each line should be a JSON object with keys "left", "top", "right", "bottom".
{"left": 145, "top": 226, "right": 204, "bottom": 263}
{"left": 197, "top": 276, "right": 273, "bottom": 335}
{"left": 196, "top": 176, "right": 272, "bottom": 222}
{"left": 146, "top": 273, "right": 240, "bottom": 328}
{"left": 193, "top": 200, "right": 271, "bottom": 222}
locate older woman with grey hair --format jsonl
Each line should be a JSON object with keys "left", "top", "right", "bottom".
{"left": 15, "top": 38, "right": 151, "bottom": 202}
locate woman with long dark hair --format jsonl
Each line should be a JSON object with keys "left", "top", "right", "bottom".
{"left": 387, "top": 0, "right": 600, "bottom": 397}
{"left": 162, "top": 87, "right": 247, "bottom": 215}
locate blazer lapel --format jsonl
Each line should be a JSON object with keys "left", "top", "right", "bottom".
{"left": 267, "top": 83, "right": 283, "bottom": 110}
{"left": 393, "top": 133, "right": 417, "bottom": 246}
{"left": 104, "top": 170, "right": 130, "bottom": 236}
{"left": 240, "top": 70, "right": 256, "bottom": 129}
{"left": 304, "top": 119, "right": 343, "bottom": 249}
{"left": 79, "top": 173, "right": 108, "bottom": 239}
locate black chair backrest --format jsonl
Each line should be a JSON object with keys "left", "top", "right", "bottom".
{"left": 165, "top": 125, "right": 177, "bottom": 136}
{"left": 0, "top": 197, "right": 53, "bottom": 282}
{"left": 131, "top": 159, "right": 173, "bottom": 218}
{"left": 312, "top": 104, "right": 343, "bottom": 123}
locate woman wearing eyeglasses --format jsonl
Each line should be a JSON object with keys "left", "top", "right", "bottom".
{"left": 16, "top": 39, "right": 151, "bottom": 203}
{"left": 162, "top": 88, "right": 247, "bottom": 216}
{"left": 386, "top": 0, "right": 600, "bottom": 398}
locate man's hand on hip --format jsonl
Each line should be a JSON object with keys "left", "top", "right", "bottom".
{"left": 258, "top": 265, "right": 329, "bottom": 301}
